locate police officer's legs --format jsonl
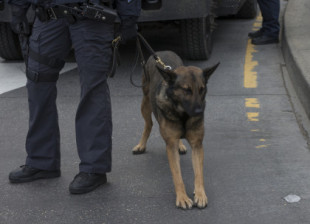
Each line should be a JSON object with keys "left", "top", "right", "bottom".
{"left": 251, "top": 0, "right": 280, "bottom": 45}
{"left": 68, "top": 19, "right": 114, "bottom": 194}
{"left": 258, "top": 0, "right": 280, "bottom": 37}
{"left": 9, "top": 18, "right": 72, "bottom": 183}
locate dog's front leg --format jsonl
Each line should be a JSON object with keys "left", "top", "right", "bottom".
{"left": 187, "top": 131, "right": 208, "bottom": 208}
{"left": 133, "top": 95, "right": 153, "bottom": 154}
{"left": 165, "top": 138, "right": 193, "bottom": 209}
{"left": 191, "top": 142, "right": 208, "bottom": 208}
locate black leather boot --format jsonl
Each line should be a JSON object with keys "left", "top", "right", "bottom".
{"left": 9, "top": 165, "right": 61, "bottom": 183}
{"left": 251, "top": 35, "right": 279, "bottom": 45}
{"left": 69, "top": 172, "right": 107, "bottom": 194}
{"left": 248, "top": 29, "right": 264, "bottom": 38}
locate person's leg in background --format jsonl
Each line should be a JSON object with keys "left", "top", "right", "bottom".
{"left": 249, "top": 0, "right": 280, "bottom": 45}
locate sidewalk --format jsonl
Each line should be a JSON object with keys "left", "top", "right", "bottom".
{"left": 282, "top": 0, "right": 310, "bottom": 119}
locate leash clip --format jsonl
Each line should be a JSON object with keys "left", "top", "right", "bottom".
{"left": 156, "top": 57, "right": 172, "bottom": 70}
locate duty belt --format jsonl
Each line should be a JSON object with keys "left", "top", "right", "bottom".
{"left": 35, "top": 4, "right": 117, "bottom": 23}
{"left": 34, "top": 6, "right": 74, "bottom": 22}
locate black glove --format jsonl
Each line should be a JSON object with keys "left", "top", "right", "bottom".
{"left": 119, "top": 16, "right": 138, "bottom": 44}
{"left": 10, "top": 4, "right": 30, "bottom": 35}
{"left": 0, "top": 0, "right": 5, "bottom": 11}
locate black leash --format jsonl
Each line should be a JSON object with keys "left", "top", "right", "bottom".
{"left": 108, "top": 33, "right": 172, "bottom": 87}
{"left": 129, "top": 37, "right": 145, "bottom": 87}
{"left": 108, "top": 36, "right": 121, "bottom": 78}
{"left": 131, "top": 33, "right": 172, "bottom": 87}
{"left": 128, "top": 33, "right": 149, "bottom": 87}
{"left": 136, "top": 33, "right": 172, "bottom": 70}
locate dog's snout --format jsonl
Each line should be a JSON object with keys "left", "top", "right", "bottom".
{"left": 183, "top": 102, "right": 204, "bottom": 117}
{"left": 194, "top": 107, "right": 204, "bottom": 115}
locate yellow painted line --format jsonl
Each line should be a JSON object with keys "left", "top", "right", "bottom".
{"left": 256, "top": 13, "right": 263, "bottom": 21}
{"left": 256, "top": 145, "right": 267, "bottom": 149}
{"left": 245, "top": 98, "right": 260, "bottom": 108}
{"left": 245, "top": 13, "right": 265, "bottom": 149}
{"left": 247, "top": 112, "right": 259, "bottom": 121}
{"left": 253, "top": 22, "right": 262, "bottom": 27}
{"left": 244, "top": 39, "right": 258, "bottom": 88}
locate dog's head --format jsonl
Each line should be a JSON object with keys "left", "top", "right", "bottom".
{"left": 157, "top": 62, "right": 219, "bottom": 117}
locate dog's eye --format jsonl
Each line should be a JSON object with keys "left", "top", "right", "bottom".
{"left": 183, "top": 87, "right": 192, "bottom": 95}
{"left": 199, "top": 87, "right": 205, "bottom": 94}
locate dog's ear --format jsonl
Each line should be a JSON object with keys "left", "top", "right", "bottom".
{"left": 156, "top": 64, "right": 177, "bottom": 84}
{"left": 203, "top": 62, "right": 220, "bottom": 83}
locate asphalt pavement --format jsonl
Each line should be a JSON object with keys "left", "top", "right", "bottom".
{"left": 1, "top": 0, "right": 310, "bottom": 223}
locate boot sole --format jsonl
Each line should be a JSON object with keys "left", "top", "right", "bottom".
{"left": 248, "top": 34, "right": 262, "bottom": 39}
{"left": 252, "top": 39, "right": 279, "bottom": 45}
{"left": 69, "top": 179, "right": 107, "bottom": 194}
{"left": 9, "top": 171, "right": 61, "bottom": 183}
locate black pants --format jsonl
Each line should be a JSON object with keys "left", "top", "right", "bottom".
{"left": 26, "top": 17, "right": 114, "bottom": 174}
{"left": 258, "top": 0, "right": 280, "bottom": 37}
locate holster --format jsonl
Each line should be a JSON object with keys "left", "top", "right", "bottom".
{"left": 80, "top": 4, "right": 117, "bottom": 23}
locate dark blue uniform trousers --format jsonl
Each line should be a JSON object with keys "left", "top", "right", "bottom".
{"left": 26, "top": 17, "right": 114, "bottom": 174}
{"left": 258, "top": 0, "right": 280, "bottom": 37}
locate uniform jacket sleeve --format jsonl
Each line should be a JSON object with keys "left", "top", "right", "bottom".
{"left": 115, "top": 0, "right": 141, "bottom": 20}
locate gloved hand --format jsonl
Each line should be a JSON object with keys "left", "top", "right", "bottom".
{"left": 0, "top": 0, "right": 5, "bottom": 11}
{"left": 119, "top": 16, "right": 138, "bottom": 44}
{"left": 10, "top": 4, "right": 30, "bottom": 35}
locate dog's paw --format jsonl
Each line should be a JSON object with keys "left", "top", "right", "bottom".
{"left": 132, "top": 144, "right": 146, "bottom": 154}
{"left": 194, "top": 192, "right": 208, "bottom": 209}
{"left": 178, "top": 141, "right": 187, "bottom": 155}
{"left": 176, "top": 194, "right": 193, "bottom": 210}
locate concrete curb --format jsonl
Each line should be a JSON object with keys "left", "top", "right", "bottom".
{"left": 282, "top": 0, "right": 310, "bottom": 119}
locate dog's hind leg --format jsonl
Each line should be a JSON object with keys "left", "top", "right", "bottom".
{"left": 178, "top": 140, "right": 187, "bottom": 155}
{"left": 164, "top": 137, "right": 193, "bottom": 209}
{"left": 132, "top": 95, "right": 153, "bottom": 154}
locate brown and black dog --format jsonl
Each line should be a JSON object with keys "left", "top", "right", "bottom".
{"left": 133, "top": 51, "right": 219, "bottom": 209}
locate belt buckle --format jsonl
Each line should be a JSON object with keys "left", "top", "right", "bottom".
{"left": 47, "top": 8, "right": 57, "bottom": 20}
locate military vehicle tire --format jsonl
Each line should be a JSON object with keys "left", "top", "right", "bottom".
{"left": 0, "top": 22, "right": 23, "bottom": 60}
{"left": 181, "top": 16, "right": 213, "bottom": 60}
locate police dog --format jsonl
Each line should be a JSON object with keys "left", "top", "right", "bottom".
{"left": 132, "top": 51, "right": 219, "bottom": 209}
